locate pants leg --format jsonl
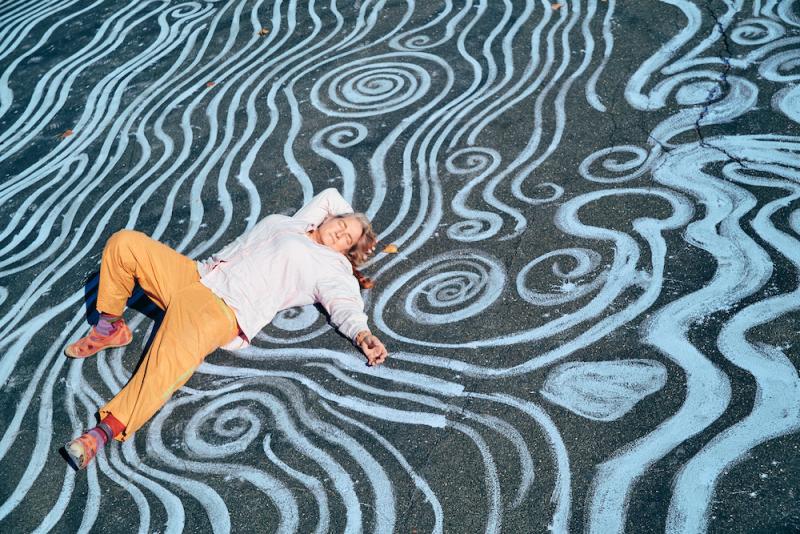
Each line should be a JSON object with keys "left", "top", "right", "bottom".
{"left": 97, "top": 229, "right": 199, "bottom": 315}
{"left": 99, "top": 281, "right": 238, "bottom": 441}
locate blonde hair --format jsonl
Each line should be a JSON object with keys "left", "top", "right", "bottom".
{"left": 333, "top": 213, "right": 377, "bottom": 288}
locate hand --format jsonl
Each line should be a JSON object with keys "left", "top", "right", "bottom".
{"left": 357, "top": 332, "right": 388, "bottom": 366}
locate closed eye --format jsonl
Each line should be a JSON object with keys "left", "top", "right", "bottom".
{"left": 339, "top": 220, "right": 352, "bottom": 245}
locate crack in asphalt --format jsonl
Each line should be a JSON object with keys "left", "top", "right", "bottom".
{"left": 696, "top": 2, "right": 750, "bottom": 168}
{"left": 398, "top": 10, "right": 756, "bottom": 523}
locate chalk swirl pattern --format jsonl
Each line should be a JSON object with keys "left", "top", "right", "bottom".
{"left": 311, "top": 56, "right": 432, "bottom": 117}
{"left": 516, "top": 248, "right": 607, "bottom": 306}
{"left": 402, "top": 251, "right": 505, "bottom": 325}
{"left": 0, "top": 1, "right": 799, "bottom": 533}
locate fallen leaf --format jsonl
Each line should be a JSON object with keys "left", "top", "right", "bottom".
{"left": 382, "top": 244, "right": 399, "bottom": 254}
{"left": 60, "top": 129, "right": 74, "bottom": 139}
{"left": 551, "top": 3, "right": 562, "bottom": 9}
{"left": 258, "top": 28, "right": 269, "bottom": 36}
{"left": 206, "top": 81, "right": 216, "bottom": 88}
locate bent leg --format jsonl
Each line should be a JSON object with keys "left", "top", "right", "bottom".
{"left": 97, "top": 229, "right": 199, "bottom": 315}
{"left": 99, "top": 282, "right": 237, "bottom": 441}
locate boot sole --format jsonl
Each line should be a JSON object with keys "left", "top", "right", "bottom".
{"left": 64, "top": 339, "right": 132, "bottom": 359}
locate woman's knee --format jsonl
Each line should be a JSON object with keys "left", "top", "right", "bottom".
{"left": 105, "top": 229, "right": 144, "bottom": 253}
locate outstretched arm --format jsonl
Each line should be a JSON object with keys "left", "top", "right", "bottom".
{"left": 315, "top": 276, "right": 389, "bottom": 366}
{"left": 353, "top": 329, "right": 388, "bottom": 366}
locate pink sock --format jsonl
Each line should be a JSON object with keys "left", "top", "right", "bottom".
{"left": 102, "top": 414, "right": 126, "bottom": 439}
{"left": 87, "top": 427, "right": 109, "bottom": 446}
{"left": 86, "top": 419, "right": 117, "bottom": 447}
{"left": 95, "top": 313, "right": 122, "bottom": 336}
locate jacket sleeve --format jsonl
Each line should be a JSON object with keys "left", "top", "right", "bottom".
{"left": 292, "top": 188, "right": 354, "bottom": 227}
{"left": 315, "top": 274, "right": 369, "bottom": 341}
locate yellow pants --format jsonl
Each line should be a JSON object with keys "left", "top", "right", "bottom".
{"left": 96, "top": 230, "right": 238, "bottom": 442}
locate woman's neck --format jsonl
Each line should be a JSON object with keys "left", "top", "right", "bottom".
{"left": 306, "top": 228, "right": 323, "bottom": 246}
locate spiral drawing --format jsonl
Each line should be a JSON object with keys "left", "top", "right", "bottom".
{"left": 1, "top": 1, "right": 799, "bottom": 532}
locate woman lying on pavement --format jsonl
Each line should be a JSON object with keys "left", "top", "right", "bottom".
{"left": 63, "top": 188, "right": 388, "bottom": 470}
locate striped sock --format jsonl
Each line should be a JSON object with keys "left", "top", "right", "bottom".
{"left": 87, "top": 426, "right": 109, "bottom": 447}
{"left": 85, "top": 416, "right": 124, "bottom": 448}
{"left": 101, "top": 413, "right": 125, "bottom": 440}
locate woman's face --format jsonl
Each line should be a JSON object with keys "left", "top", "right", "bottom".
{"left": 317, "top": 215, "right": 363, "bottom": 254}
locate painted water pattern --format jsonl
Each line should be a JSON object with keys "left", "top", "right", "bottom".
{"left": 1, "top": 0, "right": 799, "bottom": 532}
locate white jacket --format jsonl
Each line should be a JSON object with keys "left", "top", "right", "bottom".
{"left": 197, "top": 188, "right": 369, "bottom": 350}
